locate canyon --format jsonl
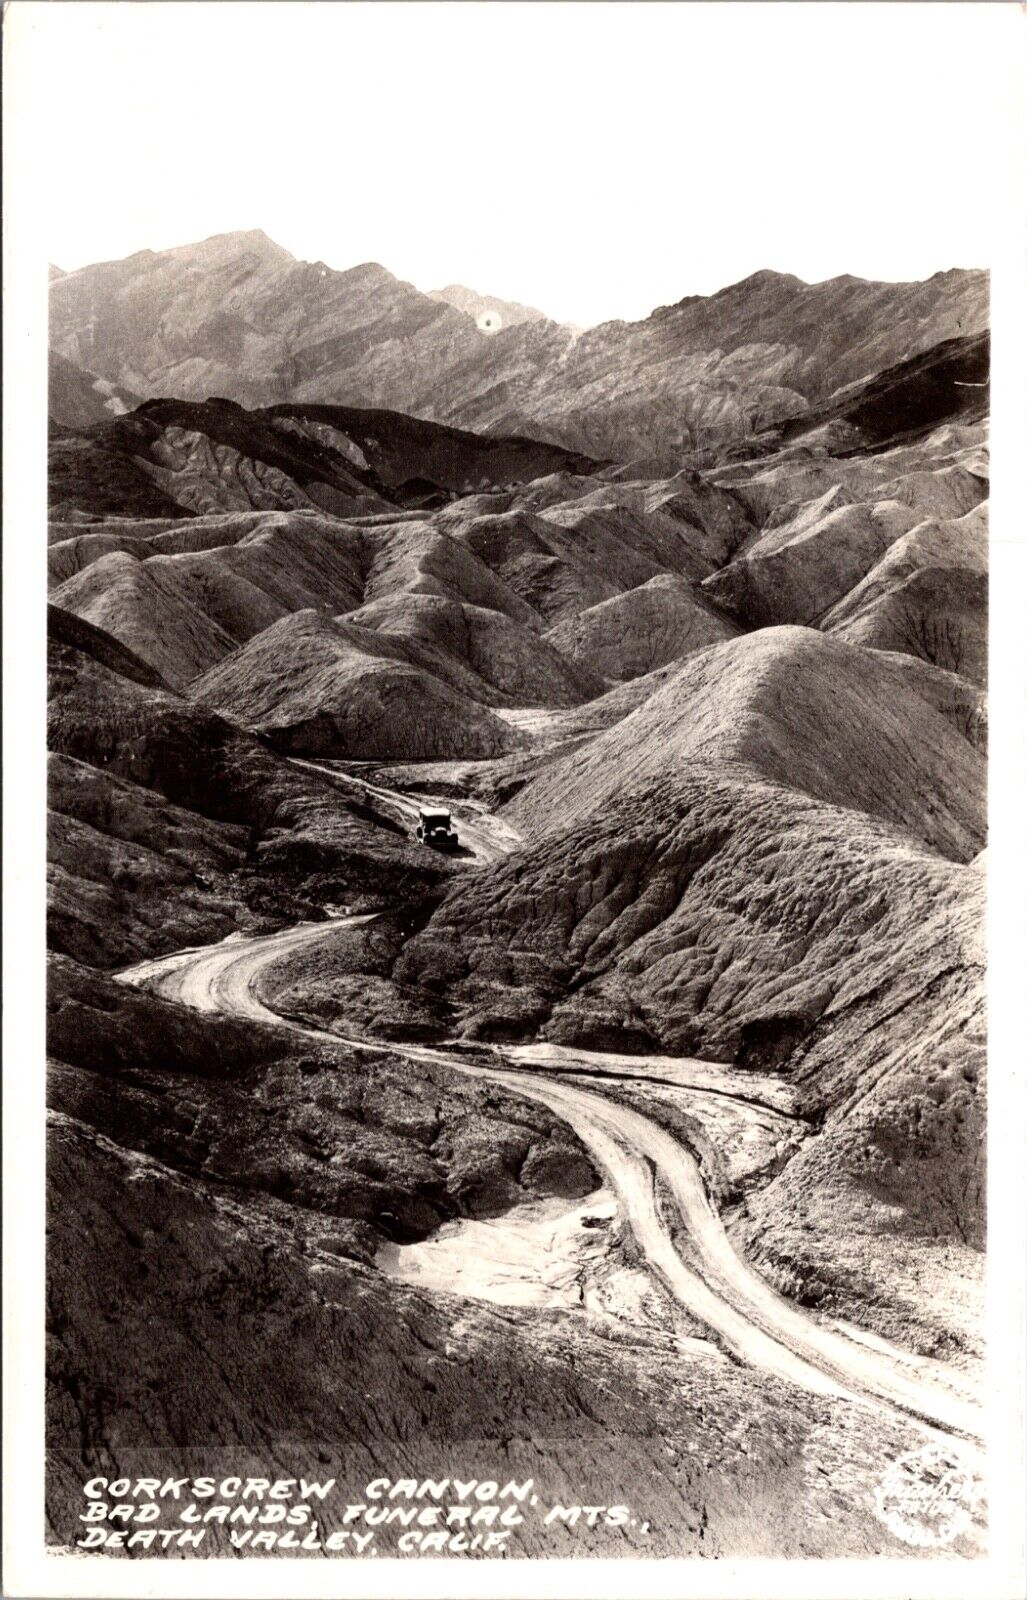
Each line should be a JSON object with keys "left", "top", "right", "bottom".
{"left": 45, "top": 240, "right": 988, "bottom": 1558}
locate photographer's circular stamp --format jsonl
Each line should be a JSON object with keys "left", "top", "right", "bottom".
{"left": 874, "top": 1443, "right": 983, "bottom": 1548}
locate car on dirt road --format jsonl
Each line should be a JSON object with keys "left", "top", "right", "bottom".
{"left": 414, "top": 808, "right": 459, "bottom": 850}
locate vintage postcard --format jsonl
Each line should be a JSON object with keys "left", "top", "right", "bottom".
{"left": 3, "top": 2, "right": 1025, "bottom": 1596}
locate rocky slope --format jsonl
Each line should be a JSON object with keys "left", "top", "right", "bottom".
{"left": 508, "top": 628, "right": 985, "bottom": 860}
{"left": 349, "top": 592, "right": 606, "bottom": 707}
{"left": 426, "top": 273, "right": 989, "bottom": 464}
{"left": 190, "top": 610, "right": 524, "bottom": 761}
{"left": 50, "top": 395, "right": 987, "bottom": 721}
{"left": 50, "top": 394, "right": 598, "bottom": 524}
{"left": 820, "top": 503, "right": 988, "bottom": 685}
{"left": 701, "top": 417, "right": 988, "bottom": 683}
{"left": 772, "top": 330, "right": 989, "bottom": 455}
{"left": 49, "top": 507, "right": 610, "bottom": 733}
{"left": 49, "top": 422, "right": 191, "bottom": 524}
{"left": 50, "top": 509, "right": 373, "bottom": 688}
{"left": 48, "top": 749, "right": 251, "bottom": 968}
{"left": 48, "top": 230, "right": 481, "bottom": 410}
{"left": 543, "top": 574, "right": 737, "bottom": 680}
{"left": 49, "top": 350, "right": 140, "bottom": 430}
{"left": 50, "top": 231, "right": 988, "bottom": 460}
{"left": 47, "top": 603, "right": 452, "bottom": 966}
{"left": 48, "top": 1097, "right": 929, "bottom": 1558}
{"left": 437, "top": 474, "right": 752, "bottom": 628}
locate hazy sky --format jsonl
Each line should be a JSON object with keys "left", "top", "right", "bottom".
{"left": 10, "top": 1, "right": 1015, "bottom": 326}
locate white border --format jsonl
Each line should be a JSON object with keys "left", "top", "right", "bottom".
{"left": 4, "top": 4, "right": 1025, "bottom": 1597}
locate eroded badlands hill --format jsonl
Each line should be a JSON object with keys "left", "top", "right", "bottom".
{"left": 704, "top": 418, "right": 988, "bottom": 683}
{"left": 190, "top": 610, "right": 524, "bottom": 761}
{"left": 50, "top": 394, "right": 598, "bottom": 523}
{"left": 48, "top": 397, "right": 989, "bottom": 756}
{"left": 47, "top": 603, "right": 453, "bottom": 964}
{"left": 508, "top": 627, "right": 985, "bottom": 859}
{"left": 48, "top": 414, "right": 774, "bottom": 753}
{"left": 543, "top": 574, "right": 738, "bottom": 679}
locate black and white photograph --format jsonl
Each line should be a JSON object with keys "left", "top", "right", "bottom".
{"left": 3, "top": 2, "right": 1025, "bottom": 1595}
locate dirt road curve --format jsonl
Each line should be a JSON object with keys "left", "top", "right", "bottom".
{"left": 289, "top": 758, "right": 522, "bottom": 864}
{"left": 117, "top": 916, "right": 982, "bottom": 1441}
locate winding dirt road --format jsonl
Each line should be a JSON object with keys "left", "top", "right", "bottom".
{"left": 117, "top": 916, "right": 982, "bottom": 1442}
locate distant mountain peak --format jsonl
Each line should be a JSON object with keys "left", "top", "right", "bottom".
{"left": 212, "top": 227, "right": 290, "bottom": 252}
{"left": 428, "top": 283, "right": 551, "bottom": 333}
{"left": 342, "top": 260, "right": 397, "bottom": 283}
{"left": 651, "top": 269, "right": 807, "bottom": 320}
{"left": 168, "top": 228, "right": 295, "bottom": 265}
{"left": 719, "top": 268, "right": 807, "bottom": 296}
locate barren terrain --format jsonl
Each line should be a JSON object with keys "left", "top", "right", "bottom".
{"left": 45, "top": 249, "right": 989, "bottom": 1558}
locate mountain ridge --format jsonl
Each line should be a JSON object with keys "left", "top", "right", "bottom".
{"left": 50, "top": 231, "right": 988, "bottom": 462}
